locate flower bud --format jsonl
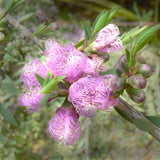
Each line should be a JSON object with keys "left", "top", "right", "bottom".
{"left": 119, "top": 54, "right": 129, "bottom": 74}
{"left": 0, "top": 32, "right": 5, "bottom": 41}
{"left": 111, "top": 77, "right": 125, "bottom": 93}
{"left": 15, "top": 39, "right": 22, "bottom": 48}
{"left": 4, "top": 53, "right": 12, "bottom": 62}
{"left": 12, "top": 49, "right": 20, "bottom": 57}
{"left": 114, "top": 62, "right": 123, "bottom": 77}
{"left": 126, "top": 87, "right": 145, "bottom": 103}
{"left": 102, "top": 54, "right": 110, "bottom": 62}
{"left": 7, "top": 42, "right": 14, "bottom": 51}
{"left": 127, "top": 75, "right": 147, "bottom": 89}
{"left": 138, "top": 64, "right": 152, "bottom": 78}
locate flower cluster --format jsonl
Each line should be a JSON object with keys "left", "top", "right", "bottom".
{"left": 18, "top": 23, "right": 121, "bottom": 145}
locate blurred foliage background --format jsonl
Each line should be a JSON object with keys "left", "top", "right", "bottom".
{"left": 0, "top": 0, "right": 160, "bottom": 159}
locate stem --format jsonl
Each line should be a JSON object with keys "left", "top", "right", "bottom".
{"left": 85, "top": 118, "right": 90, "bottom": 160}
{"left": 117, "top": 98, "right": 160, "bottom": 142}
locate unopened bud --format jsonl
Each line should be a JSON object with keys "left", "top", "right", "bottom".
{"left": 7, "top": 42, "right": 14, "bottom": 51}
{"left": 15, "top": 39, "right": 22, "bottom": 48}
{"left": 126, "top": 87, "right": 145, "bottom": 103}
{"left": 119, "top": 54, "right": 129, "bottom": 74}
{"left": 4, "top": 53, "right": 12, "bottom": 62}
{"left": 21, "top": 46, "right": 31, "bottom": 53}
{"left": 0, "top": 32, "right": 5, "bottom": 41}
{"left": 102, "top": 54, "right": 110, "bottom": 62}
{"left": 138, "top": 64, "right": 152, "bottom": 78}
{"left": 111, "top": 77, "right": 125, "bottom": 93}
{"left": 127, "top": 75, "right": 147, "bottom": 89}
{"left": 12, "top": 49, "right": 20, "bottom": 57}
{"left": 114, "top": 62, "right": 123, "bottom": 77}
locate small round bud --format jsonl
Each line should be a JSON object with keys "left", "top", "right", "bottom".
{"left": 127, "top": 75, "right": 147, "bottom": 89}
{"left": 138, "top": 64, "right": 152, "bottom": 78}
{"left": 15, "top": 39, "right": 22, "bottom": 48}
{"left": 7, "top": 42, "right": 14, "bottom": 51}
{"left": 12, "top": 49, "right": 20, "bottom": 57}
{"left": 0, "top": 32, "right": 5, "bottom": 41}
{"left": 21, "top": 46, "right": 31, "bottom": 53}
{"left": 4, "top": 53, "right": 12, "bottom": 62}
{"left": 111, "top": 77, "right": 125, "bottom": 93}
{"left": 102, "top": 54, "right": 110, "bottom": 62}
{"left": 126, "top": 87, "right": 145, "bottom": 103}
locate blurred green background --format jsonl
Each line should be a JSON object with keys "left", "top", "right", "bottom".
{"left": 0, "top": 0, "right": 160, "bottom": 159}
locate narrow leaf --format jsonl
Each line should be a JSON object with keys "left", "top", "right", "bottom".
{"left": 146, "top": 116, "right": 160, "bottom": 128}
{"left": 84, "top": 20, "right": 92, "bottom": 43}
{"left": 35, "top": 74, "right": 44, "bottom": 86}
{"left": 18, "top": 13, "right": 34, "bottom": 23}
{"left": 92, "top": 11, "right": 110, "bottom": 33}
{"left": 115, "top": 107, "right": 133, "bottom": 123}
{"left": 134, "top": 24, "right": 160, "bottom": 54}
{"left": 0, "top": 103, "right": 17, "bottom": 126}
{"left": 0, "top": 133, "right": 5, "bottom": 142}
{"left": 125, "top": 49, "right": 131, "bottom": 64}
{"left": 43, "top": 72, "right": 52, "bottom": 87}
{"left": 107, "top": 6, "right": 121, "bottom": 21}
{"left": 30, "top": 23, "right": 47, "bottom": 39}
{"left": 133, "top": 118, "right": 155, "bottom": 132}
{"left": 74, "top": 39, "right": 85, "bottom": 48}
{"left": 2, "top": 82, "right": 21, "bottom": 95}
{"left": 40, "top": 95, "right": 50, "bottom": 107}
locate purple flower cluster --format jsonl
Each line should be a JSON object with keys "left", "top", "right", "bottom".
{"left": 18, "top": 23, "right": 122, "bottom": 145}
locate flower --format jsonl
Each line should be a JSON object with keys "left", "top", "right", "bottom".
{"left": 68, "top": 75, "right": 119, "bottom": 117}
{"left": 84, "top": 54, "right": 107, "bottom": 77}
{"left": 45, "top": 40, "right": 87, "bottom": 83}
{"left": 21, "top": 59, "right": 48, "bottom": 89}
{"left": 48, "top": 105, "right": 82, "bottom": 145}
{"left": 18, "top": 86, "right": 43, "bottom": 113}
{"left": 92, "top": 24, "right": 122, "bottom": 53}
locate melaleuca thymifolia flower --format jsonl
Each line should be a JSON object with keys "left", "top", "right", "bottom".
{"left": 21, "top": 59, "right": 48, "bottom": 89}
{"left": 127, "top": 75, "right": 147, "bottom": 89}
{"left": 92, "top": 24, "right": 122, "bottom": 53}
{"left": 45, "top": 39, "right": 87, "bottom": 83}
{"left": 84, "top": 54, "right": 107, "bottom": 77}
{"left": 18, "top": 86, "right": 43, "bottom": 113}
{"left": 138, "top": 64, "right": 152, "bottom": 78}
{"left": 68, "top": 75, "right": 119, "bottom": 117}
{"left": 48, "top": 105, "right": 82, "bottom": 145}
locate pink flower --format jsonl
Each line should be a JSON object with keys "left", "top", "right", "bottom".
{"left": 18, "top": 86, "right": 43, "bottom": 113}
{"left": 45, "top": 41, "right": 87, "bottom": 83}
{"left": 48, "top": 105, "right": 82, "bottom": 145}
{"left": 84, "top": 54, "right": 107, "bottom": 77}
{"left": 21, "top": 59, "right": 48, "bottom": 88}
{"left": 68, "top": 75, "right": 119, "bottom": 117}
{"left": 92, "top": 24, "right": 122, "bottom": 53}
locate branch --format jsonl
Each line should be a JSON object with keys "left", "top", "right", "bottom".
{"left": 117, "top": 98, "right": 160, "bottom": 142}
{"left": 0, "top": 8, "right": 44, "bottom": 48}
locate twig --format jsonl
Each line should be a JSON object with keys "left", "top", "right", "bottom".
{"left": 85, "top": 118, "right": 90, "bottom": 160}
{"left": 0, "top": 8, "right": 44, "bottom": 48}
{"left": 117, "top": 98, "right": 160, "bottom": 142}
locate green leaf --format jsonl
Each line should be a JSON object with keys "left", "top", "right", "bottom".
{"left": 0, "top": 103, "right": 17, "bottom": 126}
{"left": 115, "top": 107, "right": 133, "bottom": 123}
{"left": 84, "top": 20, "right": 92, "bottom": 43}
{"left": 2, "top": 82, "right": 21, "bottom": 95}
{"left": 92, "top": 11, "right": 110, "bottom": 33}
{"left": 134, "top": 24, "right": 160, "bottom": 55}
{"left": 0, "top": 0, "right": 14, "bottom": 20}
{"left": 125, "top": 49, "right": 131, "bottom": 64}
{"left": 133, "top": 118, "right": 155, "bottom": 132}
{"left": 43, "top": 72, "right": 52, "bottom": 87}
{"left": 107, "top": 6, "right": 121, "bottom": 21}
{"left": 145, "top": 116, "right": 160, "bottom": 128}
{"left": 0, "top": 133, "right": 5, "bottom": 142}
{"left": 74, "top": 39, "right": 85, "bottom": 48}
{"left": 129, "top": 59, "right": 136, "bottom": 68}
{"left": 18, "top": 13, "right": 34, "bottom": 23}
{"left": 30, "top": 23, "right": 47, "bottom": 39}
{"left": 41, "top": 76, "right": 66, "bottom": 94}
{"left": 40, "top": 95, "right": 50, "bottom": 107}
{"left": 121, "top": 26, "right": 147, "bottom": 45}
{"left": 35, "top": 74, "right": 44, "bottom": 86}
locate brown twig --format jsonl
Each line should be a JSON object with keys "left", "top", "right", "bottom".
{"left": 117, "top": 98, "right": 160, "bottom": 142}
